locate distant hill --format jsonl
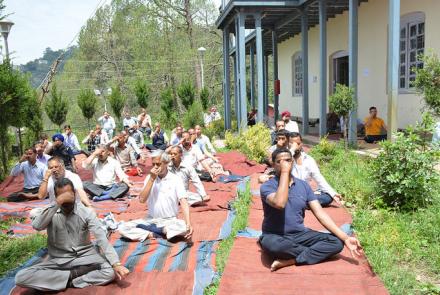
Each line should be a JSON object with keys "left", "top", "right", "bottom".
{"left": 19, "top": 46, "right": 75, "bottom": 88}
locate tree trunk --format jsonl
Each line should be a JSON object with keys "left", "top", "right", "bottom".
{"left": 344, "top": 116, "right": 348, "bottom": 150}
{"left": 0, "top": 126, "right": 9, "bottom": 179}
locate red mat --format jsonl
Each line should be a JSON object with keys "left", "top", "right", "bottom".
{"left": 217, "top": 174, "right": 389, "bottom": 295}
{"left": 1, "top": 150, "right": 263, "bottom": 295}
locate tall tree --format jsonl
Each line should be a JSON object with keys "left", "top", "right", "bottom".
{"left": 0, "top": 61, "right": 36, "bottom": 178}
{"left": 109, "top": 85, "right": 125, "bottom": 123}
{"left": 178, "top": 80, "right": 196, "bottom": 110}
{"left": 45, "top": 82, "right": 69, "bottom": 130}
{"left": 135, "top": 80, "right": 150, "bottom": 109}
{"left": 77, "top": 88, "right": 98, "bottom": 129}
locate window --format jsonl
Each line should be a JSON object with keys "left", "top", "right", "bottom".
{"left": 291, "top": 52, "right": 303, "bottom": 96}
{"left": 400, "top": 12, "right": 425, "bottom": 90}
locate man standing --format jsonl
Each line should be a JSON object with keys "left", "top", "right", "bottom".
{"left": 7, "top": 147, "right": 47, "bottom": 202}
{"left": 47, "top": 134, "right": 76, "bottom": 172}
{"left": 281, "top": 110, "right": 299, "bottom": 133}
{"left": 98, "top": 111, "right": 116, "bottom": 139}
{"left": 82, "top": 145, "right": 131, "bottom": 201}
{"left": 38, "top": 157, "right": 91, "bottom": 207}
{"left": 259, "top": 148, "right": 362, "bottom": 271}
{"left": 364, "top": 106, "right": 387, "bottom": 143}
{"left": 169, "top": 146, "right": 210, "bottom": 206}
{"left": 119, "top": 150, "right": 193, "bottom": 241}
{"left": 15, "top": 178, "right": 129, "bottom": 291}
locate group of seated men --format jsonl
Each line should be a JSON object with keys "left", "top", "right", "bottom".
{"left": 8, "top": 109, "right": 364, "bottom": 292}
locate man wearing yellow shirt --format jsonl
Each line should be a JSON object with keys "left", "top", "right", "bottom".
{"left": 364, "top": 106, "right": 387, "bottom": 143}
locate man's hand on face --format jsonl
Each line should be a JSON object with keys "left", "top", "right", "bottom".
{"left": 19, "top": 154, "right": 29, "bottom": 163}
{"left": 93, "top": 148, "right": 103, "bottom": 156}
{"left": 44, "top": 169, "right": 53, "bottom": 180}
{"left": 280, "top": 159, "right": 292, "bottom": 174}
{"left": 136, "top": 167, "right": 143, "bottom": 176}
{"left": 149, "top": 166, "right": 160, "bottom": 180}
{"left": 56, "top": 192, "right": 74, "bottom": 207}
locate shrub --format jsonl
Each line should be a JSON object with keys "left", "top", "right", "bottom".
{"left": 329, "top": 84, "right": 356, "bottom": 148}
{"left": 45, "top": 82, "right": 68, "bottom": 130}
{"left": 183, "top": 101, "right": 204, "bottom": 129}
{"left": 200, "top": 87, "right": 210, "bottom": 111}
{"left": 177, "top": 80, "right": 195, "bottom": 110}
{"left": 414, "top": 52, "right": 440, "bottom": 117}
{"left": 204, "top": 119, "right": 225, "bottom": 140}
{"left": 225, "top": 123, "right": 271, "bottom": 162}
{"left": 308, "top": 136, "right": 340, "bottom": 163}
{"left": 159, "top": 87, "right": 177, "bottom": 129}
{"left": 371, "top": 122, "right": 440, "bottom": 211}
{"left": 77, "top": 88, "right": 97, "bottom": 129}
{"left": 310, "top": 139, "right": 374, "bottom": 207}
{"left": 135, "top": 80, "right": 150, "bottom": 109}
{"left": 108, "top": 86, "right": 125, "bottom": 121}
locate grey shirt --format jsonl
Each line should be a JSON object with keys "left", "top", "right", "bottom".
{"left": 168, "top": 162, "right": 207, "bottom": 197}
{"left": 32, "top": 202, "right": 120, "bottom": 265}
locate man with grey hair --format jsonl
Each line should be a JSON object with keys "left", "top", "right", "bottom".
{"left": 168, "top": 145, "right": 210, "bottom": 206}
{"left": 82, "top": 145, "right": 132, "bottom": 201}
{"left": 118, "top": 150, "right": 193, "bottom": 242}
{"left": 15, "top": 178, "right": 129, "bottom": 291}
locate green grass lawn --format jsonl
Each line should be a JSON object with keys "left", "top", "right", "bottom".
{"left": 310, "top": 144, "right": 440, "bottom": 295}
{"left": 0, "top": 218, "right": 46, "bottom": 277}
{"left": 204, "top": 180, "right": 252, "bottom": 295}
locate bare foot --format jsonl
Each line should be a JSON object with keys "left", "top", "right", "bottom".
{"left": 270, "top": 259, "right": 296, "bottom": 272}
{"left": 203, "top": 195, "right": 211, "bottom": 202}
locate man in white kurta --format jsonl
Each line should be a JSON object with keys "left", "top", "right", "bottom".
{"left": 119, "top": 150, "right": 193, "bottom": 241}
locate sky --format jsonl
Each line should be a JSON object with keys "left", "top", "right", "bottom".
{"left": 2, "top": 0, "right": 223, "bottom": 65}
{"left": 2, "top": 0, "right": 108, "bottom": 65}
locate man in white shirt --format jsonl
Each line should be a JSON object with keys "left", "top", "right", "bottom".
{"left": 34, "top": 143, "right": 51, "bottom": 166}
{"left": 281, "top": 111, "right": 299, "bottom": 133}
{"left": 128, "top": 125, "right": 144, "bottom": 148}
{"left": 38, "top": 157, "right": 92, "bottom": 207}
{"left": 289, "top": 132, "right": 342, "bottom": 207}
{"left": 194, "top": 125, "right": 216, "bottom": 155}
{"left": 63, "top": 125, "right": 83, "bottom": 155}
{"left": 82, "top": 145, "right": 131, "bottom": 201}
{"left": 122, "top": 112, "right": 137, "bottom": 129}
{"left": 170, "top": 125, "right": 184, "bottom": 146}
{"left": 267, "top": 130, "right": 290, "bottom": 165}
{"left": 204, "top": 106, "right": 221, "bottom": 127}
{"left": 169, "top": 146, "right": 210, "bottom": 206}
{"left": 7, "top": 147, "right": 47, "bottom": 202}
{"left": 118, "top": 150, "right": 193, "bottom": 242}
{"left": 137, "top": 108, "right": 152, "bottom": 137}
{"left": 98, "top": 111, "right": 116, "bottom": 139}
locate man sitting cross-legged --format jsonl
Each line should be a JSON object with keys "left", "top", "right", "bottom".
{"left": 15, "top": 178, "right": 129, "bottom": 291}
{"left": 258, "top": 148, "right": 363, "bottom": 272}
{"left": 38, "top": 157, "right": 92, "bottom": 207}
{"left": 108, "top": 132, "right": 143, "bottom": 176}
{"left": 82, "top": 145, "right": 132, "bottom": 202}
{"left": 6, "top": 147, "right": 47, "bottom": 202}
{"left": 119, "top": 150, "right": 193, "bottom": 242}
{"left": 168, "top": 145, "right": 211, "bottom": 206}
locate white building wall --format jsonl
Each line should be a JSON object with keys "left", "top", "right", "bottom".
{"left": 277, "top": 0, "right": 440, "bottom": 129}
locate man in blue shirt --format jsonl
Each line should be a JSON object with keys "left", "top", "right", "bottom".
{"left": 259, "top": 148, "right": 362, "bottom": 271}
{"left": 7, "top": 147, "right": 47, "bottom": 202}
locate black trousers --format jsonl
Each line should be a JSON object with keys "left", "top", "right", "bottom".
{"left": 7, "top": 187, "right": 40, "bottom": 202}
{"left": 83, "top": 182, "right": 129, "bottom": 199}
{"left": 364, "top": 134, "right": 387, "bottom": 143}
{"left": 259, "top": 229, "right": 344, "bottom": 265}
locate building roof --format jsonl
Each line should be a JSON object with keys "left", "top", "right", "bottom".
{"left": 217, "top": 0, "right": 368, "bottom": 55}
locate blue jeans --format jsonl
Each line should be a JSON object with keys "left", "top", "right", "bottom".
{"left": 315, "top": 192, "right": 334, "bottom": 207}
